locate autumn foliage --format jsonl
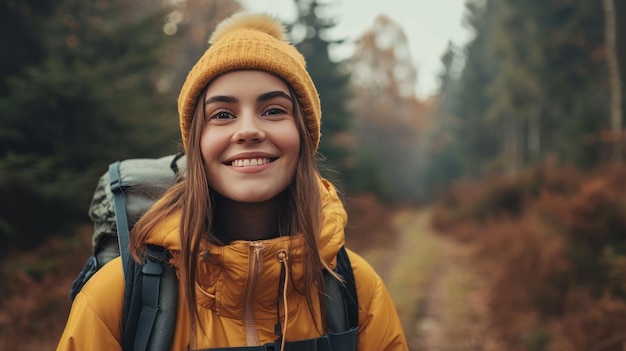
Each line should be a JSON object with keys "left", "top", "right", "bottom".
{"left": 432, "top": 164, "right": 626, "bottom": 351}
{"left": 0, "top": 228, "right": 91, "bottom": 349}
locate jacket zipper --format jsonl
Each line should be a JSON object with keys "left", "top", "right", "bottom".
{"left": 243, "top": 242, "right": 265, "bottom": 345}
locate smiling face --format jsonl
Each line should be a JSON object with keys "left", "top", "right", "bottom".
{"left": 200, "top": 70, "right": 300, "bottom": 204}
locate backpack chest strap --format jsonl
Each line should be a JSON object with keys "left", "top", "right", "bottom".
{"left": 194, "top": 327, "right": 358, "bottom": 351}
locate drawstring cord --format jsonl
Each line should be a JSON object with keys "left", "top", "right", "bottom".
{"left": 196, "top": 248, "right": 291, "bottom": 350}
{"left": 275, "top": 249, "right": 289, "bottom": 351}
{"left": 195, "top": 282, "right": 216, "bottom": 298}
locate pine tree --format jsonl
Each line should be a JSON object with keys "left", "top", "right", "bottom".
{"left": 440, "top": 0, "right": 500, "bottom": 178}
{"left": 0, "top": 1, "right": 54, "bottom": 96}
{"left": 0, "top": 0, "right": 177, "bottom": 251}
{"left": 290, "top": 0, "right": 353, "bottom": 183}
{"left": 432, "top": 0, "right": 612, "bottom": 183}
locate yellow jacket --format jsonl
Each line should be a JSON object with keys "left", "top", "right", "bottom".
{"left": 57, "top": 180, "right": 408, "bottom": 350}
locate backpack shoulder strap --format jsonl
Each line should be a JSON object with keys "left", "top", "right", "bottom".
{"left": 109, "top": 161, "right": 178, "bottom": 351}
{"left": 108, "top": 161, "right": 131, "bottom": 283}
{"left": 120, "top": 248, "right": 177, "bottom": 351}
{"left": 324, "top": 245, "right": 359, "bottom": 332}
{"left": 336, "top": 246, "right": 358, "bottom": 329}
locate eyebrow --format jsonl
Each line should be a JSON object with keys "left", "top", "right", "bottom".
{"left": 258, "top": 90, "right": 293, "bottom": 103}
{"left": 205, "top": 95, "right": 237, "bottom": 106}
{"left": 204, "top": 90, "right": 292, "bottom": 106}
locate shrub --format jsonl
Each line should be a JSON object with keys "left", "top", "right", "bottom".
{"left": 432, "top": 164, "right": 626, "bottom": 350}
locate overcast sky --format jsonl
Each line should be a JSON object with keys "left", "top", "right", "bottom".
{"left": 239, "top": 0, "right": 471, "bottom": 99}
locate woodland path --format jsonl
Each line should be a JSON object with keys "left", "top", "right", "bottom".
{"left": 347, "top": 207, "right": 488, "bottom": 351}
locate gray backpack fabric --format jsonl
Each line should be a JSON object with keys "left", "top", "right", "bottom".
{"left": 87, "top": 153, "right": 187, "bottom": 271}
{"left": 70, "top": 153, "right": 185, "bottom": 300}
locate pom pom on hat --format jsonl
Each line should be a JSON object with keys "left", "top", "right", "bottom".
{"left": 209, "top": 12, "right": 287, "bottom": 44}
{"left": 177, "top": 12, "right": 321, "bottom": 153}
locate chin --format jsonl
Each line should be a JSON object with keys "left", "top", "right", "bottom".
{"left": 229, "top": 192, "right": 279, "bottom": 203}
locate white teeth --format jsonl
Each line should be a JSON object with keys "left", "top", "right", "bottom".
{"left": 231, "top": 158, "right": 271, "bottom": 167}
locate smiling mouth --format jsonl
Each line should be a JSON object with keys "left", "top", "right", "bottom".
{"left": 228, "top": 157, "right": 277, "bottom": 167}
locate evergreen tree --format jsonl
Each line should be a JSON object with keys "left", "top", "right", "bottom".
{"left": 430, "top": 0, "right": 616, "bottom": 187}
{"left": 436, "top": 0, "right": 500, "bottom": 179}
{"left": 0, "top": 1, "right": 54, "bottom": 96}
{"left": 419, "top": 43, "right": 464, "bottom": 200}
{"left": 290, "top": 0, "right": 353, "bottom": 184}
{"left": 489, "top": 0, "right": 607, "bottom": 169}
{"left": 0, "top": 0, "right": 177, "bottom": 251}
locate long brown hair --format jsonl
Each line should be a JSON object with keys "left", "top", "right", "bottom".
{"left": 130, "top": 81, "right": 326, "bottom": 338}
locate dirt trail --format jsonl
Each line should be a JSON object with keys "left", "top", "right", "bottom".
{"left": 351, "top": 208, "right": 488, "bottom": 351}
{"left": 391, "top": 210, "right": 450, "bottom": 351}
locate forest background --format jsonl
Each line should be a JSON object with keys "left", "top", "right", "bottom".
{"left": 1, "top": 0, "right": 626, "bottom": 350}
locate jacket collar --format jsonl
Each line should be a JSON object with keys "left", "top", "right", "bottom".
{"left": 142, "top": 178, "right": 347, "bottom": 318}
{"left": 144, "top": 178, "right": 346, "bottom": 266}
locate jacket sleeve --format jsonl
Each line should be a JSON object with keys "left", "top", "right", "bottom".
{"left": 348, "top": 250, "right": 409, "bottom": 351}
{"left": 56, "top": 257, "right": 125, "bottom": 351}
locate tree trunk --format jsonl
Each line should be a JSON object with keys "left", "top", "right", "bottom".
{"left": 603, "top": 0, "right": 623, "bottom": 162}
{"left": 504, "top": 116, "right": 522, "bottom": 175}
{"left": 527, "top": 105, "right": 541, "bottom": 161}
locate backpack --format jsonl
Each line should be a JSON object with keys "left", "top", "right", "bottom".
{"left": 69, "top": 153, "right": 358, "bottom": 351}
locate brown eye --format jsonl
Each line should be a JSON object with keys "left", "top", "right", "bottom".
{"left": 262, "top": 107, "right": 287, "bottom": 116}
{"left": 211, "top": 111, "right": 233, "bottom": 120}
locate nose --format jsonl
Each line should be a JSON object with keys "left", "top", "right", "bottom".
{"left": 231, "top": 113, "right": 266, "bottom": 144}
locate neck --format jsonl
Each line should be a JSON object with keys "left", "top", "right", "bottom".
{"left": 214, "top": 194, "right": 284, "bottom": 242}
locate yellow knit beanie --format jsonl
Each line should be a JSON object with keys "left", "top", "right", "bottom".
{"left": 178, "top": 12, "right": 321, "bottom": 153}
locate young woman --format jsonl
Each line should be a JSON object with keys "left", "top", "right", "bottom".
{"left": 57, "top": 12, "right": 408, "bottom": 351}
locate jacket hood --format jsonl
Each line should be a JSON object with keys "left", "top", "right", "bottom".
{"left": 142, "top": 178, "right": 348, "bottom": 320}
